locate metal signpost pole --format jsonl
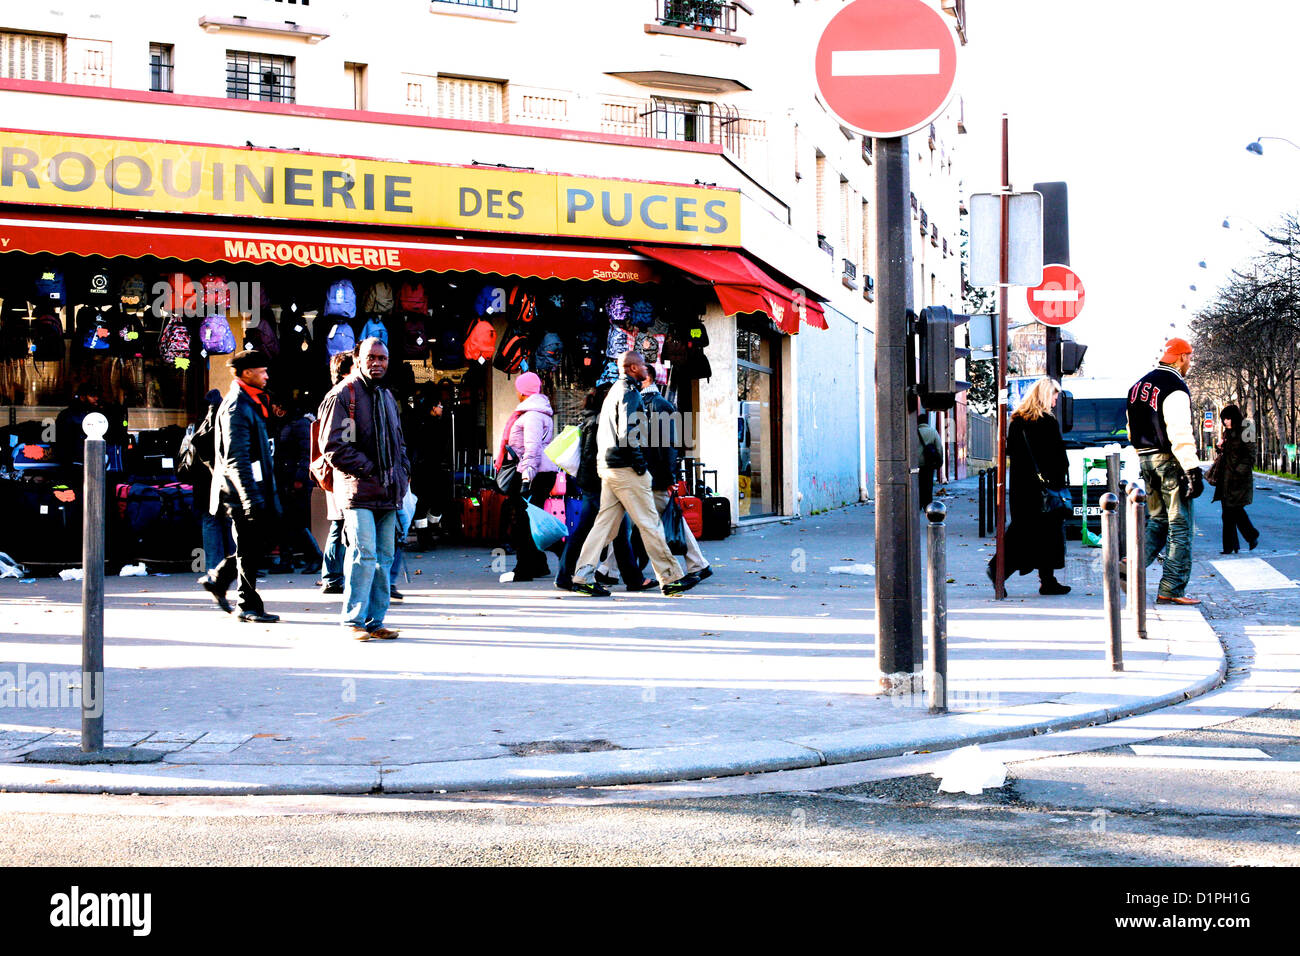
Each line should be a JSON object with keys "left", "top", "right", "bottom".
{"left": 994, "top": 115, "right": 1011, "bottom": 600}
{"left": 874, "top": 135, "right": 920, "bottom": 691}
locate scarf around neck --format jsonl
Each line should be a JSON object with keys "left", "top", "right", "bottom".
{"left": 235, "top": 379, "right": 269, "bottom": 419}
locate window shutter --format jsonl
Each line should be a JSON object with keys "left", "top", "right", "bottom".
{"left": 437, "top": 76, "right": 504, "bottom": 123}
{"left": 0, "top": 32, "right": 64, "bottom": 82}
{"left": 815, "top": 154, "right": 826, "bottom": 237}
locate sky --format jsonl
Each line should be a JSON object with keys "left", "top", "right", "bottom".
{"left": 954, "top": 0, "right": 1300, "bottom": 382}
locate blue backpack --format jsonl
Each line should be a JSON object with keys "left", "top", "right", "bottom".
{"left": 80, "top": 308, "right": 112, "bottom": 351}
{"left": 324, "top": 279, "right": 356, "bottom": 318}
{"left": 35, "top": 269, "right": 66, "bottom": 304}
{"left": 326, "top": 321, "right": 357, "bottom": 357}
{"left": 533, "top": 332, "right": 564, "bottom": 372}
{"left": 474, "top": 285, "right": 505, "bottom": 316}
{"left": 360, "top": 317, "right": 389, "bottom": 346}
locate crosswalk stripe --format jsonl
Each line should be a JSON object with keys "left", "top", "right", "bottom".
{"left": 1210, "top": 557, "right": 1298, "bottom": 591}
{"left": 1129, "top": 745, "right": 1271, "bottom": 759}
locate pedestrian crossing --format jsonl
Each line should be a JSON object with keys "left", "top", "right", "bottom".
{"left": 1209, "top": 557, "right": 1298, "bottom": 592}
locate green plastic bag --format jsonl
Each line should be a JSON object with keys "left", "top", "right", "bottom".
{"left": 544, "top": 424, "right": 582, "bottom": 475}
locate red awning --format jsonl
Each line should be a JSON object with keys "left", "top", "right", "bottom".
{"left": 0, "top": 210, "right": 659, "bottom": 283}
{"left": 630, "top": 245, "right": 827, "bottom": 332}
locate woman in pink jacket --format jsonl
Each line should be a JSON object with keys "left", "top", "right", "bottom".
{"left": 497, "top": 372, "right": 559, "bottom": 582}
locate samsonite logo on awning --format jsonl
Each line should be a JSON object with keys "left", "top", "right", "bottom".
{"left": 0, "top": 130, "right": 741, "bottom": 246}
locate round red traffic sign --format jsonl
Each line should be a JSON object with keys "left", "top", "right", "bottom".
{"left": 814, "top": 0, "right": 959, "bottom": 139}
{"left": 1026, "top": 263, "right": 1085, "bottom": 326}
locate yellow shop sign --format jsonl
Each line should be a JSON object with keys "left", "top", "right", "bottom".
{"left": 0, "top": 130, "right": 741, "bottom": 246}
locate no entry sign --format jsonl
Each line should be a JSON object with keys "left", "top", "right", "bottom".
{"left": 1027, "top": 263, "right": 1086, "bottom": 326}
{"left": 814, "top": 0, "right": 960, "bottom": 138}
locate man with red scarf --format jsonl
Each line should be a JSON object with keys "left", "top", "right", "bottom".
{"left": 199, "top": 349, "right": 281, "bottom": 623}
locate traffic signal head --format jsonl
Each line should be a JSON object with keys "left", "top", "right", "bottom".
{"left": 1058, "top": 340, "right": 1087, "bottom": 375}
{"left": 917, "top": 305, "right": 971, "bottom": 411}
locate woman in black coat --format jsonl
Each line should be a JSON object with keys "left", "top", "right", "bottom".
{"left": 988, "top": 378, "right": 1071, "bottom": 595}
{"left": 1207, "top": 404, "right": 1258, "bottom": 554}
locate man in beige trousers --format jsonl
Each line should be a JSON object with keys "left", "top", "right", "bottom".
{"left": 571, "top": 351, "right": 694, "bottom": 597}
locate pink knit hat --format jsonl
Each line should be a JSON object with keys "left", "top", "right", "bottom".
{"left": 515, "top": 371, "right": 542, "bottom": 395}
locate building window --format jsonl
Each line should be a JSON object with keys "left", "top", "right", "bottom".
{"left": 226, "top": 50, "right": 295, "bottom": 103}
{"left": 345, "top": 61, "right": 366, "bottom": 110}
{"left": 436, "top": 75, "right": 505, "bottom": 122}
{"left": 149, "top": 43, "right": 173, "bottom": 92}
{"left": 0, "top": 31, "right": 63, "bottom": 81}
{"left": 432, "top": 0, "right": 519, "bottom": 10}
{"left": 649, "top": 96, "right": 711, "bottom": 144}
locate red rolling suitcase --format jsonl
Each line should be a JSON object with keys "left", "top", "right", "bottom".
{"left": 677, "top": 494, "right": 704, "bottom": 539}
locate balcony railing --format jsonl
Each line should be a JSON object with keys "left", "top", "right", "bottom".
{"left": 656, "top": 0, "right": 742, "bottom": 35}
{"left": 642, "top": 99, "right": 744, "bottom": 152}
{"left": 817, "top": 236, "right": 834, "bottom": 257}
{"left": 842, "top": 258, "right": 857, "bottom": 280}
{"left": 433, "top": 0, "right": 519, "bottom": 11}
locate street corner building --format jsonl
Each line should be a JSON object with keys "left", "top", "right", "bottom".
{"left": 0, "top": 0, "right": 973, "bottom": 573}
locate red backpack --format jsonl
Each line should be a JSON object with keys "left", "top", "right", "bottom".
{"left": 463, "top": 318, "right": 497, "bottom": 364}
{"left": 399, "top": 281, "right": 428, "bottom": 313}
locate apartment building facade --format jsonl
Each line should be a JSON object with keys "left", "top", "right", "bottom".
{"left": 0, "top": 0, "right": 970, "bottom": 526}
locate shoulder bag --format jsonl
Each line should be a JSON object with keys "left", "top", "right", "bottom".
{"left": 1020, "top": 427, "right": 1072, "bottom": 519}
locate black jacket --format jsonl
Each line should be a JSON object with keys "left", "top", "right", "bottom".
{"left": 576, "top": 409, "right": 602, "bottom": 495}
{"left": 210, "top": 383, "right": 280, "bottom": 519}
{"left": 641, "top": 385, "right": 679, "bottom": 491}
{"left": 598, "top": 375, "right": 648, "bottom": 474}
{"left": 1210, "top": 431, "right": 1254, "bottom": 508}
{"left": 276, "top": 414, "right": 314, "bottom": 497}
{"left": 318, "top": 371, "right": 411, "bottom": 512}
{"left": 1003, "top": 413, "right": 1068, "bottom": 574}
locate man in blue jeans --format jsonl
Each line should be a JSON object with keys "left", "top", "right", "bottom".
{"left": 317, "top": 338, "right": 410, "bottom": 640}
{"left": 1125, "top": 337, "right": 1205, "bottom": 605}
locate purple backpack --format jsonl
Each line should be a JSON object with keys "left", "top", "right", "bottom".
{"left": 199, "top": 314, "right": 236, "bottom": 355}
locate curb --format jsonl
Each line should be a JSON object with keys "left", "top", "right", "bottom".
{"left": 0, "top": 608, "right": 1226, "bottom": 796}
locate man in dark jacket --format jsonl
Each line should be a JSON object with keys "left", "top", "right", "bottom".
{"left": 1125, "top": 337, "right": 1203, "bottom": 605}
{"left": 199, "top": 350, "right": 281, "bottom": 623}
{"left": 570, "top": 351, "right": 691, "bottom": 597}
{"left": 317, "top": 337, "right": 410, "bottom": 640}
{"left": 639, "top": 370, "right": 712, "bottom": 585}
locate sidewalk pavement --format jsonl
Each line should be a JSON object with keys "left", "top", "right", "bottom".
{"left": 0, "top": 476, "right": 1225, "bottom": 795}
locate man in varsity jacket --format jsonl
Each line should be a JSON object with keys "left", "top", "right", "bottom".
{"left": 1125, "top": 337, "right": 1205, "bottom": 605}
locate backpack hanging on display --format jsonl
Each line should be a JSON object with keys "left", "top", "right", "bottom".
{"left": 464, "top": 317, "right": 497, "bottom": 364}
{"left": 158, "top": 314, "right": 193, "bottom": 367}
{"left": 34, "top": 268, "right": 66, "bottom": 305}
{"left": 279, "top": 313, "right": 312, "bottom": 359}
{"left": 79, "top": 307, "right": 113, "bottom": 351}
{"left": 324, "top": 279, "right": 357, "bottom": 318}
{"left": 162, "top": 273, "right": 198, "bottom": 315}
{"left": 399, "top": 280, "right": 428, "bottom": 314}
{"left": 363, "top": 280, "right": 396, "bottom": 315}
{"left": 109, "top": 311, "right": 145, "bottom": 358}
{"left": 360, "top": 317, "right": 390, "bottom": 347}
{"left": 576, "top": 296, "right": 600, "bottom": 327}
{"left": 606, "top": 293, "right": 630, "bottom": 326}
{"left": 506, "top": 286, "right": 537, "bottom": 325}
{"left": 325, "top": 320, "right": 357, "bottom": 357}
{"left": 634, "top": 331, "right": 661, "bottom": 364}
{"left": 605, "top": 322, "right": 632, "bottom": 358}
{"left": 429, "top": 323, "right": 468, "bottom": 370}
{"left": 629, "top": 297, "right": 655, "bottom": 329}
{"left": 199, "top": 313, "right": 237, "bottom": 355}
{"left": 474, "top": 284, "right": 505, "bottom": 316}
{"left": 532, "top": 331, "right": 564, "bottom": 373}
{"left": 570, "top": 328, "right": 603, "bottom": 381}
{"left": 29, "top": 314, "right": 64, "bottom": 363}
{"left": 595, "top": 359, "right": 620, "bottom": 386}
{"left": 86, "top": 263, "right": 112, "bottom": 299}
{"left": 119, "top": 273, "right": 147, "bottom": 307}
{"left": 403, "top": 314, "right": 428, "bottom": 358}
{"left": 243, "top": 316, "right": 281, "bottom": 360}
{"left": 199, "top": 274, "right": 230, "bottom": 311}
{"left": 493, "top": 325, "right": 530, "bottom": 374}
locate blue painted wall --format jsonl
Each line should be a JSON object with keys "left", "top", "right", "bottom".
{"left": 797, "top": 310, "right": 871, "bottom": 514}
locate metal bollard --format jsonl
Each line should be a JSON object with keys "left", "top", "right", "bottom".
{"left": 1128, "top": 486, "right": 1148, "bottom": 640}
{"left": 1117, "top": 479, "right": 1128, "bottom": 559}
{"left": 925, "top": 502, "right": 948, "bottom": 714}
{"left": 1100, "top": 492, "right": 1123, "bottom": 671}
{"left": 81, "top": 414, "right": 108, "bottom": 752}
{"left": 977, "top": 470, "right": 986, "bottom": 538}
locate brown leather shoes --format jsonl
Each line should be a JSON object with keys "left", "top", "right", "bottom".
{"left": 1156, "top": 595, "right": 1201, "bottom": 605}
{"left": 369, "top": 627, "right": 400, "bottom": 640}
{"left": 350, "top": 626, "right": 374, "bottom": 641}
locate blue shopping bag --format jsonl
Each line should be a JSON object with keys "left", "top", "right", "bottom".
{"left": 526, "top": 501, "right": 567, "bottom": 552}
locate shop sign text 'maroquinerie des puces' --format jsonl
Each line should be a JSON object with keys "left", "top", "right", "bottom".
{"left": 0, "top": 130, "right": 740, "bottom": 247}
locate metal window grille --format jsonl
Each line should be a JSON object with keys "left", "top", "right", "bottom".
{"left": 644, "top": 97, "right": 741, "bottom": 151}
{"left": 656, "top": 1, "right": 740, "bottom": 35}
{"left": 226, "top": 50, "right": 295, "bottom": 103}
{"left": 149, "top": 43, "right": 173, "bottom": 92}
{"left": 432, "top": 0, "right": 520, "bottom": 11}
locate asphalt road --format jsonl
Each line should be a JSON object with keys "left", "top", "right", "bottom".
{"left": 0, "top": 481, "right": 1296, "bottom": 867}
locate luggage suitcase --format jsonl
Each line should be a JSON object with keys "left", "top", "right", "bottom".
{"left": 1, "top": 478, "right": 83, "bottom": 568}
{"left": 677, "top": 494, "right": 704, "bottom": 539}
{"left": 543, "top": 495, "right": 565, "bottom": 526}
{"left": 459, "top": 495, "right": 484, "bottom": 541}
{"left": 701, "top": 495, "right": 731, "bottom": 540}
{"left": 114, "top": 480, "right": 201, "bottom": 567}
